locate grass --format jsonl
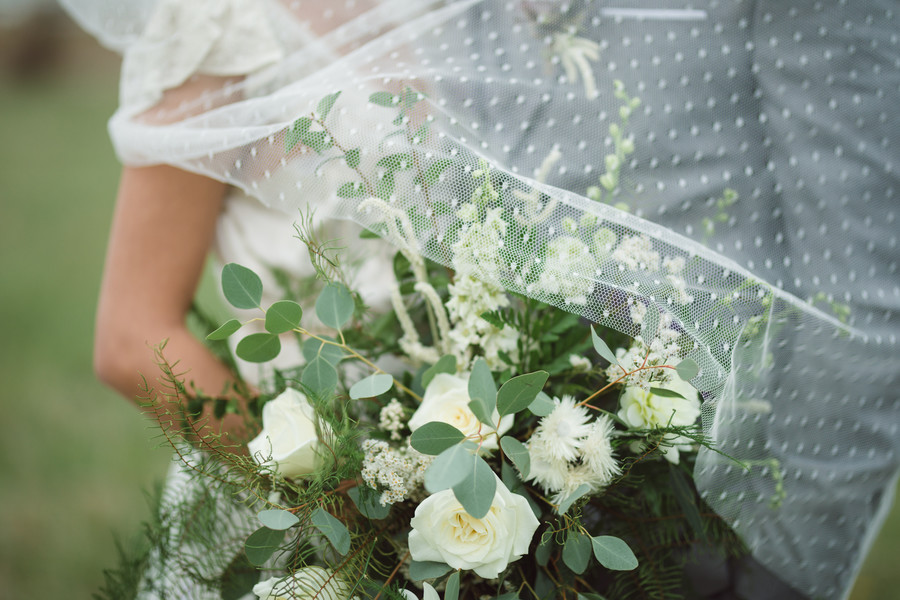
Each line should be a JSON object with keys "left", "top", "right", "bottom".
{"left": 0, "top": 22, "right": 897, "bottom": 600}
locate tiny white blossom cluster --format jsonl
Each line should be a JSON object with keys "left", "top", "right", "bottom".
{"left": 526, "top": 396, "right": 619, "bottom": 505}
{"left": 361, "top": 439, "right": 432, "bottom": 505}
{"left": 445, "top": 272, "right": 519, "bottom": 370}
{"left": 452, "top": 204, "right": 506, "bottom": 284}
{"left": 606, "top": 312, "right": 682, "bottom": 390}
{"left": 536, "top": 235, "right": 595, "bottom": 305}
{"left": 612, "top": 234, "right": 691, "bottom": 305}
{"left": 379, "top": 398, "right": 406, "bottom": 441}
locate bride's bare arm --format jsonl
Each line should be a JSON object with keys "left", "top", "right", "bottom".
{"left": 94, "top": 164, "right": 250, "bottom": 447}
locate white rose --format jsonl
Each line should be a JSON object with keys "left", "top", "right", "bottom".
{"left": 408, "top": 476, "right": 539, "bottom": 579}
{"left": 248, "top": 388, "right": 331, "bottom": 478}
{"left": 408, "top": 373, "right": 513, "bottom": 450}
{"left": 617, "top": 378, "right": 701, "bottom": 464}
{"left": 253, "top": 567, "right": 351, "bottom": 600}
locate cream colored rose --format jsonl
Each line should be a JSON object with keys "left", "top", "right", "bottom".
{"left": 408, "top": 373, "right": 512, "bottom": 450}
{"left": 407, "top": 476, "right": 539, "bottom": 579}
{"left": 248, "top": 388, "right": 330, "bottom": 478}
{"left": 252, "top": 567, "right": 350, "bottom": 600}
{"left": 618, "top": 377, "right": 701, "bottom": 464}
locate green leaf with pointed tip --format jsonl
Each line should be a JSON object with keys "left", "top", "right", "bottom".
{"left": 563, "top": 531, "right": 592, "bottom": 574}
{"left": 257, "top": 509, "right": 299, "bottom": 531}
{"left": 345, "top": 148, "right": 361, "bottom": 169}
{"left": 244, "top": 527, "right": 284, "bottom": 566}
{"left": 415, "top": 158, "right": 453, "bottom": 187}
{"left": 590, "top": 326, "right": 619, "bottom": 366}
{"left": 410, "top": 422, "right": 466, "bottom": 455}
{"left": 422, "top": 355, "right": 457, "bottom": 388}
{"left": 236, "top": 333, "right": 281, "bottom": 363}
{"left": 497, "top": 371, "right": 549, "bottom": 416}
{"left": 376, "top": 153, "right": 413, "bottom": 171}
{"left": 302, "top": 337, "right": 343, "bottom": 366}
{"left": 207, "top": 318, "right": 241, "bottom": 341}
{"left": 315, "top": 283, "right": 354, "bottom": 330}
{"left": 669, "top": 464, "right": 705, "bottom": 541}
{"left": 408, "top": 560, "right": 452, "bottom": 581}
{"left": 347, "top": 486, "right": 391, "bottom": 520}
{"left": 311, "top": 507, "right": 350, "bottom": 555}
{"left": 467, "top": 358, "right": 496, "bottom": 427}
{"left": 591, "top": 535, "right": 638, "bottom": 571}
{"left": 301, "top": 356, "right": 338, "bottom": 395}
{"left": 444, "top": 571, "right": 460, "bottom": 600}
{"left": 557, "top": 483, "right": 591, "bottom": 515}
{"left": 528, "top": 391, "right": 555, "bottom": 417}
{"left": 265, "top": 300, "right": 302, "bottom": 334}
{"left": 349, "top": 373, "right": 393, "bottom": 399}
{"left": 675, "top": 358, "right": 699, "bottom": 381}
{"left": 452, "top": 455, "right": 496, "bottom": 519}
{"left": 500, "top": 436, "right": 530, "bottom": 480}
{"left": 649, "top": 387, "right": 686, "bottom": 399}
{"left": 317, "top": 91, "right": 341, "bottom": 119}
{"left": 368, "top": 91, "right": 397, "bottom": 107}
{"left": 222, "top": 263, "right": 263, "bottom": 309}
{"left": 337, "top": 181, "right": 366, "bottom": 198}
{"left": 425, "top": 443, "right": 475, "bottom": 493}
{"left": 535, "top": 531, "right": 553, "bottom": 567}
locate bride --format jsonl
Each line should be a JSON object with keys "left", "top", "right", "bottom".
{"left": 62, "top": 1, "right": 898, "bottom": 599}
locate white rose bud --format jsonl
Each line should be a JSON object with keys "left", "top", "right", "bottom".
{"left": 252, "top": 567, "right": 350, "bottom": 600}
{"left": 408, "top": 373, "right": 512, "bottom": 450}
{"left": 408, "top": 476, "right": 539, "bottom": 579}
{"left": 248, "top": 388, "right": 330, "bottom": 478}
{"left": 617, "top": 377, "right": 701, "bottom": 464}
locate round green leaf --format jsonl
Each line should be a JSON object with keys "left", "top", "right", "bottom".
{"left": 236, "top": 333, "right": 281, "bottom": 363}
{"left": 563, "top": 531, "right": 592, "bottom": 574}
{"left": 244, "top": 526, "right": 284, "bottom": 566}
{"left": 301, "top": 356, "right": 338, "bottom": 395}
{"left": 444, "top": 571, "right": 460, "bottom": 600}
{"left": 422, "top": 354, "right": 457, "bottom": 388}
{"left": 535, "top": 530, "right": 554, "bottom": 567}
{"left": 349, "top": 373, "right": 394, "bottom": 399}
{"left": 557, "top": 483, "right": 591, "bottom": 515}
{"left": 315, "top": 283, "right": 355, "bottom": 330}
{"left": 302, "top": 337, "right": 344, "bottom": 366}
{"left": 528, "top": 391, "right": 555, "bottom": 417}
{"left": 311, "top": 507, "right": 351, "bottom": 555}
{"left": 207, "top": 318, "right": 242, "bottom": 341}
{"left": 222, "top": 263, "right": 263, "bottom": 309}
{"left": 424, "top": 443, "right": 476, "bottom": 493}
{"left": 410, "top": 422, "right": 466, "bottom": 455}
{"left": 497, "top": 371, "right": 549, "bottom": 416}
{"left": 591, "top": 535, "right": 639, "bottom": 571}
{"left": 258, "top": 509, "right": 299, "bottom": 530}
{"left": 500, "top": 436, "right": 530, "bottom": 480}
{"left": 675, "top": 358, "right": 700, "bottom": 382}
{"left": 452, "top": 455, "right": 496, "bottom": 519}
{"left": 408, "top": 560, "right": 452, "bottom": 581}
{"left": 265, "top": 300, "right": 302, "bottom": 334}
{"left": 347, "top": 486, "right": 391, "bottom": 520}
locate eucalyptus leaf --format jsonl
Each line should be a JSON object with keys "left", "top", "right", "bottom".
{"left": 444, "top": 571, "right": 460, "bottom": 600}
{"left": 497, "top": 371, "right": 549, "bottom": 416}
{"left": 528, "top": 391, "right": 555, "bottom": 417}
{"left": 265, "top": 300, "right": 302, "bottom": 334}
{"left": 675, "top": 358, "right": 700, "bottom": 381}
{"left": 408, "top": 560, "right": 452, "bottom": 581}
{"left": 424, "top": 443, "right": 476, "bottom": 493}
{"left": 302, "top": 337, "right": 343, "bottom": 366}
{"left": 221, "top": 553, "right": 258, "bottom": 600}
{"left": 452, "top": 455, "right": 496, "bottom": 519}
{"left": 244, "top": 527, "right": 284, "bottom": 566}
{"left": 236, "top": 333, "right": 281, "bottom": 363}
{"left": 415, "top": 158, "right": 453, "bottom": 187}
{"left": 207, "top": 318, "right": 241, "bottom": 341}
{"left": 311, "top": 507, "right": 351, "bottom": 555}
{"left": 669, "top": 464, "right": 705, "bottom": 540}
{"left": 349, "top": 373, "right": 394, "bottom": 399}
{"left": 422, "top": 355, "right": 457, "bottom": 388}
{"left": 257, "top": 509, "right": 299, "bottom": 531}
{"left": 563, "top": 531, "right": 592, "bottom": 574}
{"left": 345, "top": 148, "right": 361, "bottom": 169}
{"left": 556, "top": 483, "right": 591, "bottom": 515}
{"left": 500, "top": 436, "right": 530, "bottom": 480}
{"left": 315, "top": 282, "right": 354, "bottom": 329}
{"left": 316, "top": 91, "right": 341, "bottom": 119}
{"left": 376, "top": 153, "right": 413, "bottom": 171}
{"left": 535, "top": 531, "right": 553, "bottom": 567}
{"left": 222, "top": 263, "right": 263, "bottom": 309}
{"left": 347, "top": 486, "right": 391, "bottom": 520}
{"left": 301, "top": 356, "right": 338, "bottom": 395}
{"left": 591, "top": 535, "right": 638, "bottom": 571}
{"left": 410, "top": 422, "right": 466, "bottom": 455}
{"left": 590, "top": 326, "right": 619, "bottom": 366}
{"left": 467, "top": 358, "right": 497, "bottom": 426}
{"left": 369, "top": 91, "right": 397, "bottom": 106}
{"left": 649, "top": 387, "right": 686, "bottom": 399}
{"left": 337, "top": 181, "right": 366, "bottom": 198}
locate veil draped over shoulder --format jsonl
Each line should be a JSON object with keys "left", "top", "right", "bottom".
{"left": 60, "top": 1, "right": 899, "bottom": 598}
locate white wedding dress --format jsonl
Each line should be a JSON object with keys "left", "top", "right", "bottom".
{"left": 60, "top": 1, "right": 900, "bottom": 599}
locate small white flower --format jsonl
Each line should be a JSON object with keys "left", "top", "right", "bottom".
{"left": 618, "top": 378, "right": 701, "bottom": 464}
{"left": 568, "top": 354, "right": 592, "bottom": 372}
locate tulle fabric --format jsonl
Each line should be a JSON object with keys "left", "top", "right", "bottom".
{"left": 59, "top": 1, "right": 900, "bottom": 598}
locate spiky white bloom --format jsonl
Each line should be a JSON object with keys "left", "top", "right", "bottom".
{"left": 529, "top": 396, "right": 593, "bottom": 463}
{"left": 527, "top": 454, "right": 571, "bottom": 492}
{"left": 581, "top": 415, "right": 620, "bottom": 483}
{"left": 361, "top": 439, "right": 432, "bottom": 505}
{"left": 537, "top": 235, "right": 594, "bottom": 305}
{"left": 379, "top": 398, "right": 406, "bottom": 441}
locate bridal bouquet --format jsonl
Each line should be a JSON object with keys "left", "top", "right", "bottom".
{"left": 143, "top": 174, "right": 745, "bottom": 599}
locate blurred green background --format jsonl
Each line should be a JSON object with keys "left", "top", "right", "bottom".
{"left": 0, "top": 6, "right": 897, "bottom": 600}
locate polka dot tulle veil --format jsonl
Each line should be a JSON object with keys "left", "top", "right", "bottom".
{"left": 59, "top": 1, "right": 899, "bottom": 598}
